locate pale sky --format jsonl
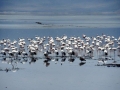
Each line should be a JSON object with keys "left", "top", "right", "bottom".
{"left": 0, "top": 0, "right": 120, "bottom": 15}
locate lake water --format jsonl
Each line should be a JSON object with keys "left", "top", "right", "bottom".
{"left": 0, "top": 15, "right": 120, "bottom": 90}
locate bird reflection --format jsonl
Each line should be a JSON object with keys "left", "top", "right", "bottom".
{"left": 79, "top": 62, "right": 86, "bottom": 66}
{"left": 68, "top": 57, "right": 75, "bottom": 63}
{"left": 61, "top": 58, "right": 66, "bottom": 62}
{"left": 80, "top": 57, "right": 86, "bottom": 62}
{"left": 29, "top": 57, "right": 38, "bottom": 64}
{"left": 44, "top": 62, "right": 50, "bottom": 67}
{"left": 0, "top": 57, "right": 24, "bottom": 72}
{"left": 55, "top": 58, "right": 59, "bottom": 64}
{"left": 44, "top": 59, "right": 51, "bottom": 67}
{"left": 61, "top": 57, "right": 66, "bottom": 65}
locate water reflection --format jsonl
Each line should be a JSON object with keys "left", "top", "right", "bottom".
{"left": 79, "top": 62, "right": 86, "bottom": 66}
{"left": 29, "top": 57, "right": 38, "bottom": 64}
{"left": 0, "top": 34, "right": 120, "bottom": 72}
{"left": 0, "top": 54, "right": 87, "bottom": 72}
{"left": 0, "top": 57, "right": 25, "bottom": 72}
{"left": 44, "top": 60, "right": 50, "bottom": 67}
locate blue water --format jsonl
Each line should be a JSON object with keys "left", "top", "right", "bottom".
{"left": 0, "top": 28, "right": 120, "bottom": 40}
{"left": 0, "top": 15, "right": 120, "bottom": 90}
{"left": 0, "top": 15, "right": 120, "bottom": 39}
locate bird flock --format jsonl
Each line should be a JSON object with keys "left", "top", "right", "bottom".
{"left": 0, "top": 34, "right": 120, "bottom": 71}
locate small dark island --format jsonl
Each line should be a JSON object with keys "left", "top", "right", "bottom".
{"left": 36, "top": 22, "right": 42, "bottom": 24}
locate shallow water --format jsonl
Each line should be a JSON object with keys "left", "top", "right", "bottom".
{"left": 0, "top": 15, "right": 120, "bottom": 29}
{"left": 0, "top": 15, "right": 120, "bottom": 90}
{"left": 0, "top": 57, "right": 120, "bottom": 90}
